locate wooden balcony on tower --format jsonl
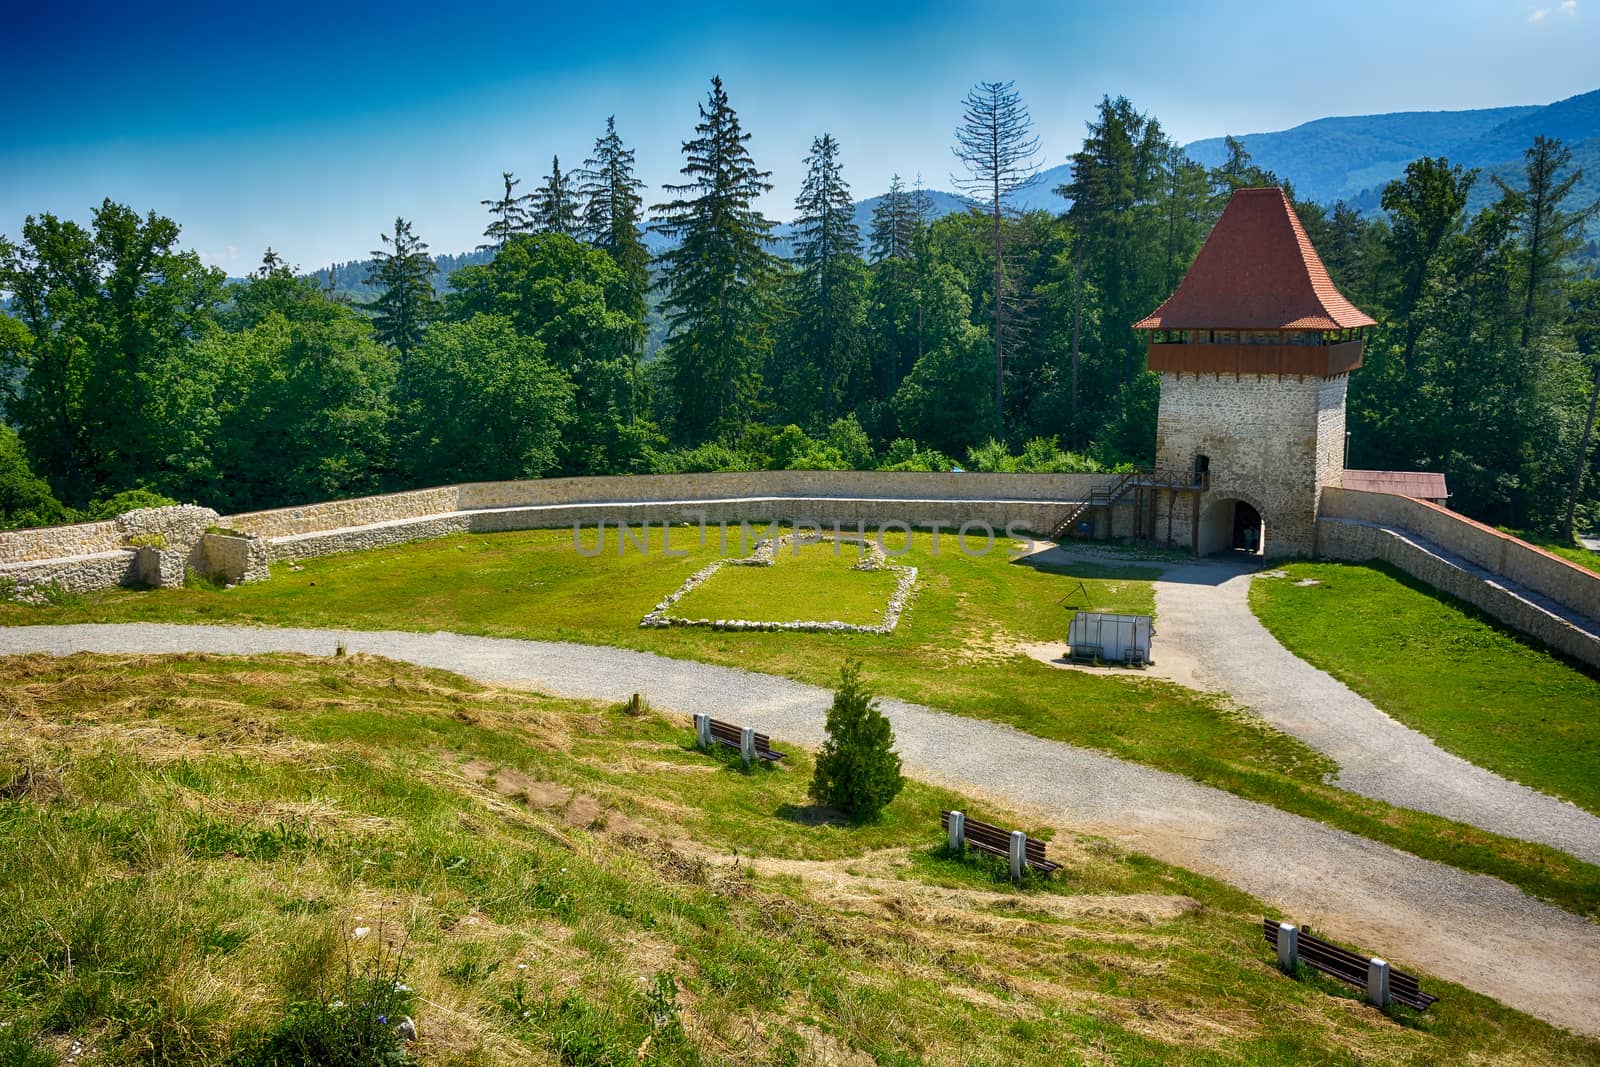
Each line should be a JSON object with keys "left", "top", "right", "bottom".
{"left": 1147, "top": 338, "right": 1364, "bottom": 378}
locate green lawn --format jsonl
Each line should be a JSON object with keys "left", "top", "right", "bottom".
{"left": 5, "top": 529, "right": 1600, "bottom": 920}
{"left": 670, "top": 541, "right": 902, "bottom": 625}
{"left": 1251, "top": 561, "right": 1600, "bottom": 815}
{"left": 1, "top": 653, "right": 1594, "bottom": 1066}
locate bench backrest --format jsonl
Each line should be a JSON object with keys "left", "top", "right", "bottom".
{"left": 1262, "top": 919, "right": 1436, "bottom": 1009}
{"left": 941, "top": 811, "right": 1050, "bottom": 865}
{"left": 708, "top": 717, "right": 774, "bottom": 751}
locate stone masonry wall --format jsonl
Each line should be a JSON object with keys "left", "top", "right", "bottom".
{"left": 1316, "top": 516, "right": 1600, "bottom": 672}
{"left": 0, "top": 520, "right": 122, "bottom": 565}
{"left": 264, "top": 493, "right": 1077, "bottom": 563}
{"left": 1, "top": 504, "right": 272, "bottom": 599}
{"left": 227, "top": 471, "right": 1102, "bottom": 541}
{"left": 1318, "top": 487, "right": 1600, "bottom": 623}
{"left": 1155, "top": 372, "right": 1344, "bottom": 556}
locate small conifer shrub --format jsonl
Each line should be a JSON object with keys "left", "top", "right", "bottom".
{"left": 808, "top": 659, "right": 904, "bottom": 820}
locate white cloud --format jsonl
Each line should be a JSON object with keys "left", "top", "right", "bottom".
{"left": 1561, "top": 0, "right": 1578, "bottom": 14}
{"left": 1529, "top": 7, "right": 1549, "bottom": 21}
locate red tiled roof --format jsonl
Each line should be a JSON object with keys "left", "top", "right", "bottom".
{"left": 1342, "top": 470, "right": 1450, "bottom": 499}
{"left": 1134, "top": 188, "right": 1377, "bottom": 331}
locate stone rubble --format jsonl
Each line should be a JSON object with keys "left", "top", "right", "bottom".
{"left": 639, "top": 533, "right": 918, "bottom": 635}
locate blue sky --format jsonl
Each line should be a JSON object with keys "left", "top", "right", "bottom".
{"left": 4, "top": 0, "right": 1598, "bottom": 272}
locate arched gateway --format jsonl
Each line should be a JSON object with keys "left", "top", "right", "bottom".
{"left": 1132, "top": 187, "right": 1376, "bottom": 558}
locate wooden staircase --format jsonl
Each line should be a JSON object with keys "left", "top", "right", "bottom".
{"left": 1050, "top": 468, "right": 1207, "bottom": 541}
{"left": 1050, "top": 470, "right": 1140, "bottom": 540}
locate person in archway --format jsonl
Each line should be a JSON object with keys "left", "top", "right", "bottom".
{"left": 1242, "top": 525, "right": 1257, "bottom": 555}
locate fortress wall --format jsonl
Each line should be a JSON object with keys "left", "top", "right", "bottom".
{"left": 1318, "top": 487, "right": 1600, "bottom": 623}
{"left": 0, "top": 550, "right": 139, "bottom": 598}
{"left": 228, "top": 471, "right": 1099, "bottom": 540}
{"left": 0, "top": 520, "right": 122, "bottom": 564}
{"left": 262, "top": 493, "right": 1074, "bottom": 563}
{"left": 226, "top": 485, "right": 467, "bottom": 540}
{"left": 456, "top": 470, "right": 1101, "bottom": 510}
{"left": 5, "top": 473, "right": 1098, "bottom": 591}
{"left": 1315, "top": 515, "right": 1600, "bottom": 672}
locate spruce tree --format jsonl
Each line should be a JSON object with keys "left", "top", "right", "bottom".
{"left": 479, "top": 171, "right": 532, "bottom": 250}
{"left": 866, "top": 176, "right": 935, "bottom": 415}
{"left": 1062, "top": 95, "right": 1174, "bottom": 426}
{"left": 1493, "top": 136, "right": 1600, "bottom": 349}
{"left": 808, "top": 659, "right": 904, "bottom": 820}
{"left": 366, "top": 217, "right": 436, "bottom": 361}
{"left": 578, "top": 117, "right": 651, "bottom": 361}
{"left": 780, "top": 133, "right": 867, "bottom": 424}
{"left": 868, "top": 174, "right": 920, "bottom": 264}
{"left": 651, "top": 75, "right": 783, "bottom": 442}
{"left": 952, "top": 80, "right": 1041, "bottom": 432}
{"left": 532, "top": 156, "right": 578, "bottom": 236}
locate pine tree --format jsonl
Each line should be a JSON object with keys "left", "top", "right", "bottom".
{"left": 578, "top": 117, "right": 651, "bottom": 363}
{"left": 1493, "top": 136, "right": 1600, "bottom": 349}
{"left": 866, "top": 177, "right": 941, "bottom": 418}
{"left": 479, "top": 171, "right": 532, "bottom": 250}
{"left": 868, "top": 174, "right": 918, "bottom": 264}
{"left": 1208, "top": 135, "right": 1281, "bottom": 199}
{"left": 365, "top": 217, "right": 436, "bottom": 360}
{"left": 257, "top": 247, "right": 290, "bottom": 277}
{"left": 532, "top": 156, "right": 578, "bottom": 236}
{"left": 1063, "top": 95, "right": 1176, "bottom": 439}
{"left": 952, "top": 81, "right": 1041, "bottom": 432}
{"left": 1382, "top": 157, "right": 1474, "bottom": 367}
{"left": 651, "top": 75, "right": 783, "bottom": 442}
{"left": 808, "top": 659, "right": 904, "bottom": 820}
{"left": 779, "top": 133, "right": 867, "bottom": 423}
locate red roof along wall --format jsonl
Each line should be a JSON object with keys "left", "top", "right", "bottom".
{"left": 1342, "top": 470, "right": 1449, "bottom": 500}
{"left": 1135, "top": 188, "right": 1377, "bottom": 332}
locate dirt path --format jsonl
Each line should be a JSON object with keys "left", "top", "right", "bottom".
{"left": 1148, "top": 559, "right": 1600, "bottom": 865}
{"left": 2, "top": 622, "right": 1597, "bottom": 1034}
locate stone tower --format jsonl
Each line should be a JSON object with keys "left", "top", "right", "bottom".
{"left": 1133, "top": 187, "right": 1375, "bottom": 557}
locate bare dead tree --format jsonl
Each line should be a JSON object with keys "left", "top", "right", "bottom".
{"left": 952, "top": 80, "right": 1041, "bottom": 431}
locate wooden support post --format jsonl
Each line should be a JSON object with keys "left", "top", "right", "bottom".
{"left": 629, "top": 692, "right": 642, "bottom": 715}
{"left": 1276, "top": 922, "right": 1298, "bottom": 973}
{"left": 1190, "top": 488, "right": 1201, "bottom": 558}
{"left": 1008, "top": 830, "right": 1027, "bottom": 882}
{"left": 947, "top": 811, "right": 966, "bottom": 853}
{"left": 694, "top": 713, "right": 711, "bottom": 751}
{"left": 1166, "top": 488, "right": 1175, "bottom": 547}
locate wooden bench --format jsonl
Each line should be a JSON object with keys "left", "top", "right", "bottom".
{"left": 941, "top": 810, "right": 1060, "bottom": 878}
{"left": 694, "top": 714, "right": 785, "bottom": 763}
{"left": 1263, "top": 919, "right": 1438, "bottom": 1011}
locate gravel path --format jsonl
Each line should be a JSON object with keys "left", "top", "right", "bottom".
{"left": 1142, "top": 559, "right": 1600, "bottom": 866}
{"left": 2, "top": 622, "right": 1598, "bottom": 1035}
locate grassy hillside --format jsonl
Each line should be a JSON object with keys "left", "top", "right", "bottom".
{"left": 1251, "top": 561, "right": 1600, "bottom": 815}
{"left": 5, "top": 530, "right": 1600, "bottom": 920}
{"left": 2, "top": 652, "right": 1596, "bottom": 1065}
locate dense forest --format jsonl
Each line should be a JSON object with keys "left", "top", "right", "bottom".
{"left": 2, "top": 78, "right": 1598, "bottom": 538}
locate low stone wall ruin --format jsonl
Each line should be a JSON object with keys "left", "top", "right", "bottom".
{"left": 1, "top": 505, "right": 270, "bottom": 601}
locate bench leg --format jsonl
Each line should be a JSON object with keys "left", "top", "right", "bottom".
{"left": 1008, "top": 831, "right": 1027, "bottom": 882}
{"left": 740, "top": 726, "right": 756, "bottom": 768}
{"left": 1366, "top": 957, "right": 1390, "bottom": 1009}
{"left": 694, "top": 714, "right": 711, "bottom": 751}
{"left": 1276, "top": 923, "right": 1298, "bottom": 973}
{"left": 947, "top": 811, "right": 965, "bottom": 853}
